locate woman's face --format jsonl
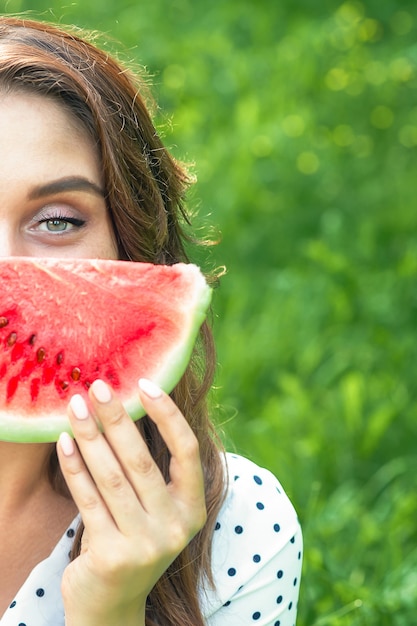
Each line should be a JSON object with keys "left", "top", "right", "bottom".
{"left": 0, "top": 92, "right": 118, "bottom": 259}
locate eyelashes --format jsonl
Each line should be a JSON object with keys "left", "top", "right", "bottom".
{"left": 35, "top": 211, "right": 86, "bottom": 233}
{"left": 42, "top": 215, "right": 86, "bottom": 226}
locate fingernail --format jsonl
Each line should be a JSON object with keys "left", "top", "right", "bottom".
{"left": 91, "top": 379, "right": 112, "bottom": 403}
{"left": 70, "top": 394, "right": 89, "bottom": 420}
{"left": 59, "top": 432, "right": 75, "bottom": 456}
{"left": 138, "top": 378, "right": 162, "bottom": 399}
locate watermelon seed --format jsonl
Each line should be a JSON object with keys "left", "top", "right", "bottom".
{"left": 29, "top": 334, "right": 37, "bottom": 346}
{"left": 7, "top": 332, "right": 17, "bottom": 347}
{"left": 0, "top": 317, "right": 8, "bottom": 328}
{"left": 85, "top": 381, "right": 91, "bottom": 389}
{"left": 56, "top": 352, "right": 64, "bottom": 365}
{"left": 60, "top": 381, "right": 69, "bottom": 391}
{"left": 71, "top": 367, "right": 81, "bottom": 381}
{"left": 36, "top": 347, "right": 46, "bottom": 364}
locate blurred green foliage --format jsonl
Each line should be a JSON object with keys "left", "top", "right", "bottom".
{"left": 2, "top": 0, "right": 417, "bottom": 623}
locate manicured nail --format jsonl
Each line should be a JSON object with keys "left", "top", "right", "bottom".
{"left": 59, "top": 432, "right": 75, "bottom": 456}
{"left": 91, "top": 379, "right": 112, "bottom": 403}
{"left": 70, "top": 394, "right": 89, "bottom": 420}
{"left": 138, "top": 378, "right": 162, "bottom": 399}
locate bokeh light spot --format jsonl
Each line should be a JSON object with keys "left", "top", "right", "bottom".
{"left": 282, "top": 115, "right": 305, "bottom": 137}
{"left": 325, "top": 67, "right": 349, "bottom": 91}
{"left": 297, "top": 151, "right": 320, "bottom": 174}
{"left": 371, "top": 106, "right": 394, "bottom": 129}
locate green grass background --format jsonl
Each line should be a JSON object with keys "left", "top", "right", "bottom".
{"left": 2, "top": 0, "right": 416, "bottom": 623}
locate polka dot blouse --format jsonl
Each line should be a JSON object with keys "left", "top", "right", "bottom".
{"left": 1, "top": 453, "right": 302, "bottom": 625}
{"left": 201, "top": 454, "right": 302, "bottom": 625}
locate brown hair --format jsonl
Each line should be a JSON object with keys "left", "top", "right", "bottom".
{"left": 0, "top": 16, "right": 225, "bottom": 625}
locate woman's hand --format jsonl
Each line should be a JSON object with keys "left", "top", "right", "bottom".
{"left": 56, "top": 378, "right": 207, "bottom": 626}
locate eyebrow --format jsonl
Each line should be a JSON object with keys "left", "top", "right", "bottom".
{"left": 28, "top": 176, "right": 106, "bottom": 200}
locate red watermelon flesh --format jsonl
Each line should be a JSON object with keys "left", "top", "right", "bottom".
{"left": 0, "top": 258, "right": 211, "bottom": 443}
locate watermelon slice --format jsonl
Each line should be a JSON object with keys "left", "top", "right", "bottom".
{"left": 0, "top": 258, "right": 211, "bottom": 443}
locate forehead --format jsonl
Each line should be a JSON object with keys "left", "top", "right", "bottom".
{"left": 0, "top": 92, "right": 102, "bottom": 189}
{"left": 0, "top": 88, "right": 89, "bottom": 135}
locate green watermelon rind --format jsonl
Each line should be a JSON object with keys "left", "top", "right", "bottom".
{"left": 0, "top": 261, "right": 212, "bottom": 443}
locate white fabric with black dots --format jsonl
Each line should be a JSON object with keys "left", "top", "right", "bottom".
{"left": 202, "top": 453, "right": 302, "bottom": 626}
{"left": 1, "top": 525, "right": 75, "bottom": 626}
{"left": 1, "top": 453, "right": 302, "bottom": 625}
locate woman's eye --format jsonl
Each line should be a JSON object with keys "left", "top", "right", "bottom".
{"left": 37, "top": 216, "right": 86, "bottom": 233}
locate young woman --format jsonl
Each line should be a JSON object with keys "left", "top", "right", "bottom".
{"left": 0, "top": 16, "right": 302, "bottom": 626}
